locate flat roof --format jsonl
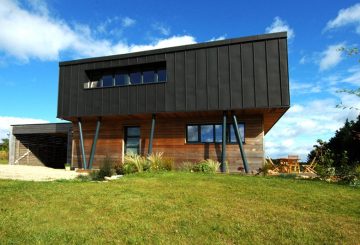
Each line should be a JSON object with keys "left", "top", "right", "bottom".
{"left": 59, "top": 32, "right": 287, "bottom": 66}
{"left": 12, "top": 123, "right": 72, "bottom": 135}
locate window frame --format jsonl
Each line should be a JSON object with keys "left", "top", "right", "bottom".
{"left": 185, "top": 123, "right": 245, "bottom": 144}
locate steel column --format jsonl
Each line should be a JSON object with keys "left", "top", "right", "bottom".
{"left": 148, "top": 114, "right": 156, "bottom": 155}
{"left": 232, "top": 113, "right": 250, "bottom": 173}
{"left": 221, "top": 111, "right": 227, "bottom": 172}
{"left": 78, "top": 119, "right": 87, "bottom": 169}
{"left": 88, "top": 118, "right": 101, "bottom": 169}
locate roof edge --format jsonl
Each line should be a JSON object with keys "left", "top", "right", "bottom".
{"left": 59, "top": 32, "right": 287, "bottom": 66}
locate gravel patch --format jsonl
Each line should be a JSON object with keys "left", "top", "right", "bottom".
{"left": 0, "top": 164, "right": 82, "bottom": 181}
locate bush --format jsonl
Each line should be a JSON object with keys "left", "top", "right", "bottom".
{"left": 113, "top": 162, "right": 124, "bottom": 175}
{"left": 178, "top": 161, "right": 194, "bottom": 171}
{"left": 123, "top": 153, "right": 148, "bottom": 174}
{"left": 147, "top": 152, "right": 174, "bottom": 171}
{"left": 89, "top": 156, "right": 115, "bottom": 181}
{"left": 193, "top": 159, "right": 220, "bottom": 173}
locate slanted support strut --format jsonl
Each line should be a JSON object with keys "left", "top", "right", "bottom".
{"left": 148, "top": 114, "right": 156, "bottom": 155}
{"left": 221, "top": 111, "right": 227, "bottom": 172}
{"left": 88, "top": 118, "right": 101, "bottom": 170}
{"left": 78, "top": 118, "right": 87, "bottom": 169}
{"left": 232, "top": 113, "right": 250, "bottom": 173}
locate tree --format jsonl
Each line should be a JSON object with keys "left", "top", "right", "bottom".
{"left": 0, "top": 138, "right": 9, "bottom": 152}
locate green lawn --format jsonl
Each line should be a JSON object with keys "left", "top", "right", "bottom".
{"left": 0, "top": 159, "right": 8, "bottom": 164}
{"left": 0, "top": 173, "right": 359, "bottom": 244}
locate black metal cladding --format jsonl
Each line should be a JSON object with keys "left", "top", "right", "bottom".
{"left": 57, "top": 32, "right": 290, "bottom": 119}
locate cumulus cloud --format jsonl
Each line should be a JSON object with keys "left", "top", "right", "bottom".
{"left": 319, "top": 43, "right": 344, "bottom": 71}
{"left": 152, "top": 22, "right": 171, "bottom": 36}
{"left": 0, "top": 0, "right": 196, "bottom": 61}
{"left": 0, "top": 116, "right": 49, "bottom": 141}
{"left": 121, "top": 17, "right": 136, "bottom": 27}
{"left": 265, "top": 16, "right": 295, "bottom": 39}
{"left": 208, "top": 35, "right": 226, "bottom": 42}
{"left": 265, "top": 96, "right": 360, "bottom": 160}
{"left": 324, "top": 3, "right": 360, "bottom": 34}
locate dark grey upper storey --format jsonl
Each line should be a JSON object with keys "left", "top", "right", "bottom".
{"left": 57, "top": 32, "right": 289, "bottom": 119}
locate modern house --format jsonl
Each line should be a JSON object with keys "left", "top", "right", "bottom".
{"left": 9, "top": 32, "right": 290, "bottom": 172}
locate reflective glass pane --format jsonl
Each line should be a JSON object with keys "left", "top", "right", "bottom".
{"left": 230, "top": 124, "right": 245, "bottom": 143}
{"left": 130, "top": 72, "right": 142, "bottom": 84}
{"left": 201, "top": 125, "right": 214, "bottom": 143}
{"left": 143, "top": 70, "right": 155, "bottom": 83}
{"left": 215, "top": 124, "right": 223, "bottom": 143}
{"left": 102, "top": 75, "right": 113, "bottom": 87}
{"left": 126, "top": 138, "right": 139, "bottom": 147}
{"left": 187, "top": 125, "right": 198, "bottom": 142}
{"left": 157, "top": 69, "right": 166, "bottom": 82}
{"left": 115, "top": 73, "right": 129, "bottom": 86}
{"left": 127, "top": 127, "right": 140, "bottom": 137}
{"left": 126, "top": 147, "right": 139, "bottom": 155}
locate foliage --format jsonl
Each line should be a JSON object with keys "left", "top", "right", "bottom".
{"left": 0, "top": 138, "right": 9, "bottom": 152}
{"left": 113, "top": 162, "right": 124, "bottom": 175}
{"left": 308, "top": 117, "right": 360, "bottom": 184}
{"left": 192, "top": 159, "right": 220, "bottom": 173}
{"left": 0, "top": 151, "right": 8, "bottom": 160}
{"left": 89, "top": 156, "right": 115, "bottom": 180}
{"left": 1, "top": 173, "right": 360, "bottom": 244}
{"left": 123, "top": 153, "right": 148, "bottom": 174}
{"left": 146, "top": 152, "right": 174, "bottom": 171}
{"left": 178, "top": 161, "right": 195, "bottom": 171}
{"left": 259, "top": 161, "right": 273, "bottom": 176}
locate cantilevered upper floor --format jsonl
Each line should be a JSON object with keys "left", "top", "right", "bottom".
{"left": 57, "top": 32, "right": 290, "bottom": 125}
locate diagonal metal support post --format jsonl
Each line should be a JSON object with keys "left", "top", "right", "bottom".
{"left": 148, "top": 114, "right": 156, "bottom": 155}
{"left": 232, "top": 113, "right": 250, "bottom": 173}
{"left": 221, "top": 111, "right": 227, "bottom": 172}
{"left": 88, "top": 118, "right": 101, "bottom": 170}
{"left": 78, "top": 118, "right": 87, "bottom": 170}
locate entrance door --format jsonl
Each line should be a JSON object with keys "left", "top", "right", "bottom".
{"left": 125, "top": 126, "right": 140, "bottom": 154}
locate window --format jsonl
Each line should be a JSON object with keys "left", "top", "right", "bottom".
{"left": 85, "top": 62, "right": 166, "bottom": 89}
{"left": 186, "top": 125, "right": 198, "bottom": 142}
{"left": 186, "top": 123, "right": 245, "bottom": 143}
{"left": 125, "top": 127, "right": 140, "bottom": 154}
{"left": 115, "top": 73, "right": 129, "bottom": 86}
{"left": 143, "top": 70, "right": 155, "bottom": 83}
{"left": 201, "top": 125, "right": 214, "bottom": 143}
{"left": 102, "top": 75, "right": 113, "bottom": 87}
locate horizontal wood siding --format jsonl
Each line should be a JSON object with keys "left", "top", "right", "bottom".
{"left": 72, "top": 114, "right": 264, "bottom": 172}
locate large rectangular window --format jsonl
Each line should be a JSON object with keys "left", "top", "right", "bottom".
{"left": 186, "top": 123, "right": 245, "bottom": 143}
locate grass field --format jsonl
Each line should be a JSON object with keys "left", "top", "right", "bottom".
{"left": 0, "top": 172, "right": 359, "bottom": 244}
{"left": 0, "top": 159, "right": 8, "bottom": 164}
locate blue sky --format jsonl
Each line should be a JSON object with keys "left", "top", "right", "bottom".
{"left": 0, "top": 0, "right": 359, "bottom": 160}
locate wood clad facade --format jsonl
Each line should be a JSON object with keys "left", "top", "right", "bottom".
{"left": 71, "top": 112, "right": 264, "bottom": 172}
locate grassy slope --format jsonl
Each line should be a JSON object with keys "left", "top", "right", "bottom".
{"left": 0, "top": 172, "right": 359, "bottom": 244}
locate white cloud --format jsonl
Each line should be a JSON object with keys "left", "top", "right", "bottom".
{"left": 152, "top": 22, "right": 171, "bottom": 36}
{"left": 319, "top": 43, "right": 344, "bottom": 71}
{"left": 324, "top": 3, "right": 360, "bottom": 34}
{"left": 0, "top": 0, "right": 195, "bottom": 61}
{"left": 208, "top": 35, "right": 226, "bottom": 42}
{"left": 265, "top": 97, "right": 360, "bottom": 161}
{"left": 265, "top": 16, "right": 295, "bottom": 39}
{"left": 122, "top": 17, "right": 135, "bottom": 27}
{"left": 0, "top": 116, "right": 48, "bottom": 141}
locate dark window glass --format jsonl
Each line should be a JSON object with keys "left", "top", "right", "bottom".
{"left": 143, "top": 70, "right": 155, "bottom": 83}
{"left": 187, "top": 125, "right": 198, "bottom": 142}
{"left": 230, "top": 124, "right": 245, "bottom": 143}
{"left": 201, "top": 125, "right": 214, "bottom": 143}
{"left": 102, "top": 75, "right": 113, "bottom": 87}
{"left": 115, "top": 73, "right": 129, "bottom": 86}
{"left": 130, "top": 72, "right": 142, "bottom": 84}
{"left": 215, "top": 124, "right": 223, "bottom": 143}
{"left": 157, "top": 69, "right": 166, "bottom": 82}
{"left": 127, "top": 127, "right": 140, "bottom": 137}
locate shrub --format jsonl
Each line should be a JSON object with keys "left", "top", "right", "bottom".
{"left": 113, "top": 162, "right": 124, "bottom": 175}
{"left": 147, "top": 152, "right": 174, "bottom": 171}
{"left": 90, "top": 156, "right": 115, "bottom": 181}
{"left": 123, "top": 153, "right": 147, "bottom": 173}
{"left": 178, "top": 161, "right": 194, "bottom": 171}
{"left": 193, "top": 159, "right": 220, "bottom": 173}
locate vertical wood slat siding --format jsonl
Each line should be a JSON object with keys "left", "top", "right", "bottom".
{"left": 71, "top": 115, "right": 264, "bottom": 172}
{"left": 58, "top": 37, "right": 289, "bottom": 119}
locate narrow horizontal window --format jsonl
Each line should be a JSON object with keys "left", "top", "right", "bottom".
{"left": 130, "top": 72, "right": 142, "bottom": 84}
{"left": 143, "top": 70, "right": 155, "bottom": 83}
{"left": 230, "top": 124, "right": 245, "bottom": 143}
{"left": 214, "top": 124, "right": 223, "bottom": 143}
{"left": 102, "top": 75, "right": 113, "bottom": 87}
{"left": 157, "top": 69, "right": 166, "bottom": 82}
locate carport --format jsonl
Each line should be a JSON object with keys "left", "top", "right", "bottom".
{"left": 8, "top": 123, "right": 72, "bottom": 169}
